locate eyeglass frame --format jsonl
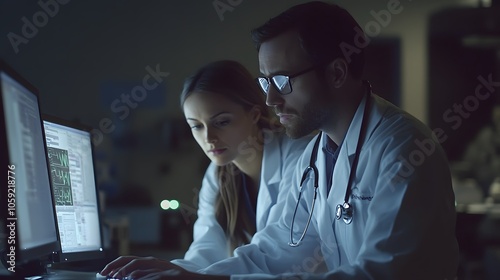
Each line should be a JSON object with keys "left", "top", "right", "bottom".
{"left": 256, "top": 65, "right": 317, "bottom": 96}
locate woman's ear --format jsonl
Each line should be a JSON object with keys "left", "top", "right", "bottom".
{"left": 325, "top": 58, "right": 349, "bottom": 89}
{"left": 250, "top": 106, "right": 262, "bottom": 124}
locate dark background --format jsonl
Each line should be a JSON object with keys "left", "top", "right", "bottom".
{"left": 1, "top": 0, "right": 499, "bottom": 279}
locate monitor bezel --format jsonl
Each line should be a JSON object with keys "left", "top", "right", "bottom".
{"left": 0, "top": 59, "right": 61, "bottom": 274}
{"left": 42, "top": 114, "right": 106, "bottom": 263}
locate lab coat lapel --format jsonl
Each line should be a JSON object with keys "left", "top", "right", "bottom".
{"left": 317, "top": 94, "right": 368, "bottom": 267}
{"left": 314, "top": 133, "right": 336, "bottom": 237}
{"left": 327, "top": 94, "right": 371, "bottom": 221}
{"left": 256, "top": 134, "right": 281, "bottom": 230}
{"left": 324, "top": 94, "right": 385, "bottom": 263}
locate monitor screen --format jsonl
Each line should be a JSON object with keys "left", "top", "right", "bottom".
{"left": 43, "top": 116, "right": 104, "bottom": 262}
{"left": 0, "top": 60, "right": 60, "bottom": 277}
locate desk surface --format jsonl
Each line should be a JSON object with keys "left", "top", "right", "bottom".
{"left": 40, "top": 269, "right": 100, "bottom": 280}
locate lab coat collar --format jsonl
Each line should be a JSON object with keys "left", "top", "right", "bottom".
{"left": 256, "top": 131, "right": 282, "bottom": 230}
{"left": 340, "top": 93, "right": 382, "bottom": 157}
{"left": 260, "top": 131, "right": 282, "bottom": 185}
{"left": 323, "top": 93, "right": 383, "bottom": 206}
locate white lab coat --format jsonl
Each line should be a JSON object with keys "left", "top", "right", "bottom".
{"left": 171, "top": 131, "right": 313, "bottom": 271}
{"left": 198, "top": 94, "right": 459, "bottom": 280}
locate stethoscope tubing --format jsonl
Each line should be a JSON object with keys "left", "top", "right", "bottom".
{"left": 288, "top": 81, "right": 372, "bottom": 246}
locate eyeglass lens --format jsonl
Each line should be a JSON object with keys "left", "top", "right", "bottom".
{"left": 272, "top": 76, "right": 290, "bottom": 93}
{"left": 258, "top": 76, "right": 291, "bottom": 95}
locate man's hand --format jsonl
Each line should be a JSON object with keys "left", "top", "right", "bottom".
{"left": 100, "top": 256, "right": 180, "bottom": 278}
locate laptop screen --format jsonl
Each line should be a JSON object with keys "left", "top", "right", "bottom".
{"left": 42, "top": 117, "right": 104, "bottom": 262}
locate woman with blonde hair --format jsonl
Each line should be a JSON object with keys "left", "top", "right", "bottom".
{"left": 100, "top": 60, "right": 311, "bottom": 278}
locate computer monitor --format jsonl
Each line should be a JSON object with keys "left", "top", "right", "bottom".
{"left": 0, "top": 60, "right": 60, "bottom": 277}
{"left": 42, "top": 115, "right": 104, "bottom": 263}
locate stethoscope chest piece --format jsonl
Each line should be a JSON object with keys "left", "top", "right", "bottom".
{"left": 335, "top": 202, "right": 353, "bottom": 224}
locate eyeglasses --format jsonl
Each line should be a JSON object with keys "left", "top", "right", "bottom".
{"left": 257, "top": 66, "right": 316, "bottom": 95}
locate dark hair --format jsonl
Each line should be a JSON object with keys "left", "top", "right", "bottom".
{"left": 180, "top": 60, "right": 273, "bottom": 252}
{"left": 251, "top": 1, "right": 365, "bottom": 78}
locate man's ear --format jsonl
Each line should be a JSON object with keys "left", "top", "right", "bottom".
{"left": 325, "top": 58, "right": 349, "bottom": 88}
{"left": 250, "top": 106, "right": 262, "bottom": 124}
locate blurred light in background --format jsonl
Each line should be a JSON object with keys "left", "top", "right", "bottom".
{"left": 480, "top": 0, "right": 492, "bottom": 7}
{"left": 160, "top": 199, "right": 179, "bottom": 210}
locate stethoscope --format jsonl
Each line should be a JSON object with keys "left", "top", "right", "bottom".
{"left": 289, "top": 81, "right": 372, "bottom": 247}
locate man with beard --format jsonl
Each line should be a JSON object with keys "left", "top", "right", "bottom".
{"left": 100, "top": 2, "right": 459, "bottom": 279}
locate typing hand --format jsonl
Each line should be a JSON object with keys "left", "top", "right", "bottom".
{"left": 100, "top": 256, "right": 178, "bottom": 279}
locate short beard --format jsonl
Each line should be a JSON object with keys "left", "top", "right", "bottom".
{"left": 285, "top": 100, "right": 329, "bottom": 139}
